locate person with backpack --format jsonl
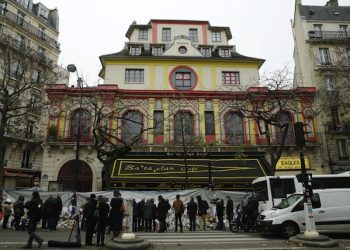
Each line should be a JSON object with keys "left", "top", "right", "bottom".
{"left": 23, "top": 191, "right": 44, "bottom": 249}
{"left": 196, "top": 195, "right": 209, "bottom": 231}
{"left": 12, "top": 195, "right": 25, "bottom": 230}
{"left": 186, "top": 197, "right": 198, "bottom": 231}
{"left": 172, "top": 194, "right": 184, "bottom": 232}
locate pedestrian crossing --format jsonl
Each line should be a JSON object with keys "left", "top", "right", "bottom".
{"left": 135, "top": 230, "right": 272, "bottom": 244}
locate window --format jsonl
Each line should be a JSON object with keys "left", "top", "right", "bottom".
{"left": 162, "top": 28, "right": 171, "bottom": 41}
{"left": 29, "top": 94, "right": 40, "bottom": 109}
{"left": 178, "top": 46, "right": 187, "bottom": 54}
{"left": 201, "top": 48, "right": 211, "bottom": 57}
{"left": 205, "top": 100, "right": 213, "bottom": 111}
{"left": 314, "top": 24, "right": 322, "bottom": 37}
{"left": 125, "top": 69, "right": 144, "bottom": 83}
{"left": 130, "top": 46, "right": 141, "bottom": 56}
{"left": 33, "top": 69, "right": 41, "bottom": 83}
{"left": 205, "top": 111, "right": 215, "bottom": 135}
{"left": 189, "top": 28, "right": 198, "bottom": 42}
{"left": 38, "top": 6, "right": 48, "bottom": 19}
{"left": 10, "top": 60, "right": 22, "bottom": 79}
{"left": 123, "top": 111, "right": 143, "bottom": 144}
{"left": 152, "top": 47, "right": 163, "bottom": 56}
{"left": 71, "top": 109, "right": 91, "bottom": 139}
{"left": 155, "top": 99, "right": 162, "bottom": 110}
{"left": 225, "top": 112, "right": 243, "bottom": 144}
{"left": 324, "top": 75, "right": 335, "bottom": 91}
{"left": 319, "top": 48, "right": 331, "bottom": 65}
{"left": 270, "top": 178, "right": 296, "bottom": 199}
{"left": 17, "top": 0, "right": 29, "bottom": 8}
{"left": 277, "top": 112, "right": 294, "bottom": 145}
{"left": 154, "top": 111, "right": 164, "bottom": 135}
{"left": 211, "top": 31, "right": 221, "bottom": 42}
{"left": 175, "top": 72, "right": 191, "bottom": 88}
{"left": 138, "top": 28, "right": 148, "bottom": 40}
{"left": 174, "top": 111, "right": 194, "bottom": 143}
{"left": 220, "top": 49, "right": 230, "bottom": 57}
{"left": 222, "top": 71, "right": 240, "bottom": 85}
{"left": 26, "top": 120, "right": 34, "bottom": 139}
{"left": 16, "top": 33, "right": 25, "bottom": 49}
{"left": 337, "top": 139, "right": 349, "bottom": 160}
{"left": 17, "top": 12, "right": 25, "bottom": 26}
{"left": 339, "top": 25, "right": 348, "bottom": 37}
{"left": 39, "top": 26, "right": 45, "bottom": 39}
{"left": 0, "top": 2, "right": 6, "bottom": 15}
{"left": 21, "top": 149, "right": 31, "bottom": 168}
{"left": 331, "top": 107, "right": 340, "bottom": 129}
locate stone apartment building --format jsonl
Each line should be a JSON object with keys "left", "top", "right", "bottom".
{"left": 43, "top": 19, "right": 321, "bottom": 192}
{"left": 293, "top": 0, "right": 350, "bottom": 173}
{"left": 0, "top": 0, "right": 61, "bottom": 189}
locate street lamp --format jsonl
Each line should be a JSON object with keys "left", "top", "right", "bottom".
{"left": 67, "top": 64, "right": 82, "bottom": 192}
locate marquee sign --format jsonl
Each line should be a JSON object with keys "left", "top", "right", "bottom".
{"left": 110, "top": 152, "right": 270, "bottom": 190}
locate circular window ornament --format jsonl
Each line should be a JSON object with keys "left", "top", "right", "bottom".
{"left": 101, "top": 105, "right": 112, "bottom": 116}
{"left": 178, "top": 46, "right": 187, "bottom": 54}
{"left": 303, "top": 107, "right": 314, "bottom": 118}
{"left": 169, "top": 66, "right": 198, "bottom": 91}
{"left": 49, "top": 105, "right": 61, "bottom": 117}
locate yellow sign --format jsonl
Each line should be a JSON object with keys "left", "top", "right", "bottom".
{"left": 276, "top": 157, "right": 310, "bottom": 170}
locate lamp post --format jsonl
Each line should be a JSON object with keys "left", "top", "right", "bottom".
{"left": 67, "top": 64, "right": 82, "bottom": 192}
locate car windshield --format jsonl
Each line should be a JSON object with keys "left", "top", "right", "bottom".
{"left": 274, "top": 194, "right": 303, "bottom": 209}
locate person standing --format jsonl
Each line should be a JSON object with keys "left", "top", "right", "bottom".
{"left": 172, "top": 194, "right": 184, "bottom": 232}
{"left": 150, "top": 198, "right": 157, "bottom": 231}
{"left": 12, "top": 195, "right": 25, "bottom": 230}
{"left": 96, "top": 196, "right": 110, "bottom": 246}
{"left": 23, "top": 191, "right": 44, "bottom": 249}
{"left": 216, "top": 199, "right": 224, "bottom": 230}
{"left": 137, "top": 198, "right": 145, "bottom": 231}
{"left": 143, "top": 199, "right": 154, "bottom": 232}
{"left": 187, "top": 197, "right": 197, "bottom": 231}
{"left": 83, "top": 194, "right": 98, "bottom": 246}
{"left": 53, "top": 194, "right": 63, "bottom": 230}
{"left": 156, "top": 195, "right": 167, "bottom": 233}
{"left": 226, "top": 196, "right": 234, "bottom": 224}
{"left": 132, "top": 199, "right": 139, "bottom": 232}
{"left": 196, "top": 195, "right": 209, "bottom": 231}
{"left": 2, "top": 198, "right": 12, "bottom": 229}
{"left": 109, "top": 190, "right": 126, "bottom": 240}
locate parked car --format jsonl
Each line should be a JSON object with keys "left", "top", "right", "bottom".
{"left": 256, "top": 189, "right": 350, "bottom": 238}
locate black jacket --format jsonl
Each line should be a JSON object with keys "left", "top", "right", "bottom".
{"left": 25, "top": 197, "right": 43, "bottom": 222}
{"left": 187, "top": 200, "right": 198, "bottom": 217}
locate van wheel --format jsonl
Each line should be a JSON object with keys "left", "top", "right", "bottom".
{"left": 281, "top": 222, "right": 299, "bottom": 238}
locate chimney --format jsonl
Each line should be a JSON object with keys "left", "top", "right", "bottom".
{"left": 326, "top": 0, "right": 339, "bottom": 7}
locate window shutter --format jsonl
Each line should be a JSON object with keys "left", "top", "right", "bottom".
{"left": 313, "top": 48, "right": 321, "bottom": 65}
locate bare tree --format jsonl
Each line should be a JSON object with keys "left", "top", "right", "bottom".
{"left": 233, "top": 67, "right": 299, "bottom": 175}
{"left": 0, "top": 32, "right": 58, "bottom": 190}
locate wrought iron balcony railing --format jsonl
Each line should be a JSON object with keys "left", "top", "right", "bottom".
{"left": 0, "top": 8, "right": 60, "bottom": 50}
{"left": 308, "top": 30, "right": 350, "bottom": 41}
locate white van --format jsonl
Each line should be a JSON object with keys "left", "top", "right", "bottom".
{"left": 256, "top": 189, "right": 350, "bottom": 238}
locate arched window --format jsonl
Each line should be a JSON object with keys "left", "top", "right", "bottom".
{"left": 71, "top": 109, "right": 91, "bottom": 140}
{"left": 123, "top": 110, "right": 143, "bottom": 144}
{"left": 174, "top": 111, "right": 194, "bottom": 143}
{"left": 277, "top": 111, "right": 294, "bottom": 145}
{"left": 225, "top": 112, "right": 244, "bottom": 145}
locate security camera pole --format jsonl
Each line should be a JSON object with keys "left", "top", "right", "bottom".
{"left": 294, "top": 122, "right": 318, "bottom": 237}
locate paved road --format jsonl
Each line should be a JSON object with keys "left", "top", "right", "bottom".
{"left": 0, "top": 228, "right": 349, "bottom": 249}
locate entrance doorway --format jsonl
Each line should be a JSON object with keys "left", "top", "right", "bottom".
{"left": 57, "top": 160, "right": 93, "bottom": 192}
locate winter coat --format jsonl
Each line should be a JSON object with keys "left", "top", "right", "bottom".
{"left": 83, "top": 199, "right": 97, "bottom": 221}
{"left": 173, "top": 199, "right": 184, "bottom": 214}
{"left": 187, "top": 200, "right": 198, "bottom": 217}
{"left": 97, "top": 202, "right": 110, "bottom": 225}
{"left": 157, "top": 199, "right": 168, "bottom": 220}
{"left": 216, "top": 200, "right": 224, "bottom": 217}
{"left": 14, "top": 199, "right": 25, "bottom": 217}
{"left": 197, "top": 197, "right": 209, "bottom": 215}
{"left": 2, "top": 203, "right": 12, "bottom": 216}
{"left": 143, "top": 202, "right": 154, "bottom": 220}
{"left": 137, "top": 200, "right": 145, "bottom": 218}
{"left": 25, "top": 197, "right": 43, "bottom": 222}
{"left": 226, "top": 199, "right": 234, "bottom": 216}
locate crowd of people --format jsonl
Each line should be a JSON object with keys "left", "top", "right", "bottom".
{"left": 1, "top": 191, "right": 260, "bottom": 247}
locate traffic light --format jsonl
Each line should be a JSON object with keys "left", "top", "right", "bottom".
{"left": 294, "top": 122, "right": 306, "bottom": 149}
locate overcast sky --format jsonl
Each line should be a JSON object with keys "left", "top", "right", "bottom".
{"left": 40, "top": 0, "right": 350, "bottom": 85}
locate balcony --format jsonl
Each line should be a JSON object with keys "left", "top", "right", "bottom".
{"left": 0, "top": 9, "right": 60, "bottom": 50}
{"left": 325, "top": 121, "right": 350, "bottom": 133}
{"left": 308, "top": 31, "right": 350, "bottom": 43}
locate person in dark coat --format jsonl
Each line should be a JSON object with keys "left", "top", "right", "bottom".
{"left": 96, "top": 196, "right": 110, "bottom": 246}
{"left": 23, "top": 191, "right": 44, "bottom": 249}
{"left": 226, "top": 196, "right": 234, "bottom": 223}
{"left": 83, "top": 194, "right": 98, "bottom": 246}
{"left": 244, "top": 196, "right": 259, "bottom": 226}
{"left": 132, "top": 199, "right": 139, "bottom": 232}
{"left": 43, "top": 195, "right": 55, "bottom": 231}
{"left": 196, "top": 195, "right": 209, "bottom": 231}
{"left": 156, "top": 195, "right": 167, "bottom": 233}
{"left": 186, "top": 197, "right": 198, "bottom": 231}
{"left": 216, "top": 199, "right": 224, "bottom": 230}
{"left": 12, "top": 195, "right": 25, "bottom": 230}
{"left": 150, "top": 198, "right": 157, "bottom": 231}
{"left": 143, "top": 199, "right": 154, "bottom": 232}
{"left": 109, "top": 190, "right": 125, "bottom": 239}
{"left": 137, "top": 198, "right": 145, "bottom": 231}
{"left": 53, "top": 194, "right": 63, "bottom": 230}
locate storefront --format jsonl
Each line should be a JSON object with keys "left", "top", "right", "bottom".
{"left": 4, "top": 168, "right": 41, "bottom": 189}
{"left": 110, "top": 152, "right": 271, "bottom": 190}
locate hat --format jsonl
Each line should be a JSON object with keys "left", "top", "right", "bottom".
{"left": 90, "top": 194, "right": 96, "bottom": 200}
{"left": 114, "top": 190, "right": 121, "bottom": 196}
{"left": 6, "top": 198, "right": 11, "bottom": 203}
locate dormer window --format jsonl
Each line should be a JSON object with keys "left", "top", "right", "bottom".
{"left": 130, "top": 46, "right": 141, "bottom": 56}
{"left": 189, "top": 29, "right": 198, "bottom": 42}
{"left": 201, "top": 48, "right": 211, "bottom": 57}
{"left": 162, "top": 28, "right": 171, "bottom": 42}
{"left": 220, "top": 49, "right": 230, "bottom": 57}
{"left": 212, "top": 31, "right": 221, "bottom": 42}
{"left": 38, "top": 6, "right": 48, "bottom": 20}
{"left": 152, "top": 46, "right": 164, "bottom": 56}
{"left": 138, "top": 28, "right": 148, "bottom": 40}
